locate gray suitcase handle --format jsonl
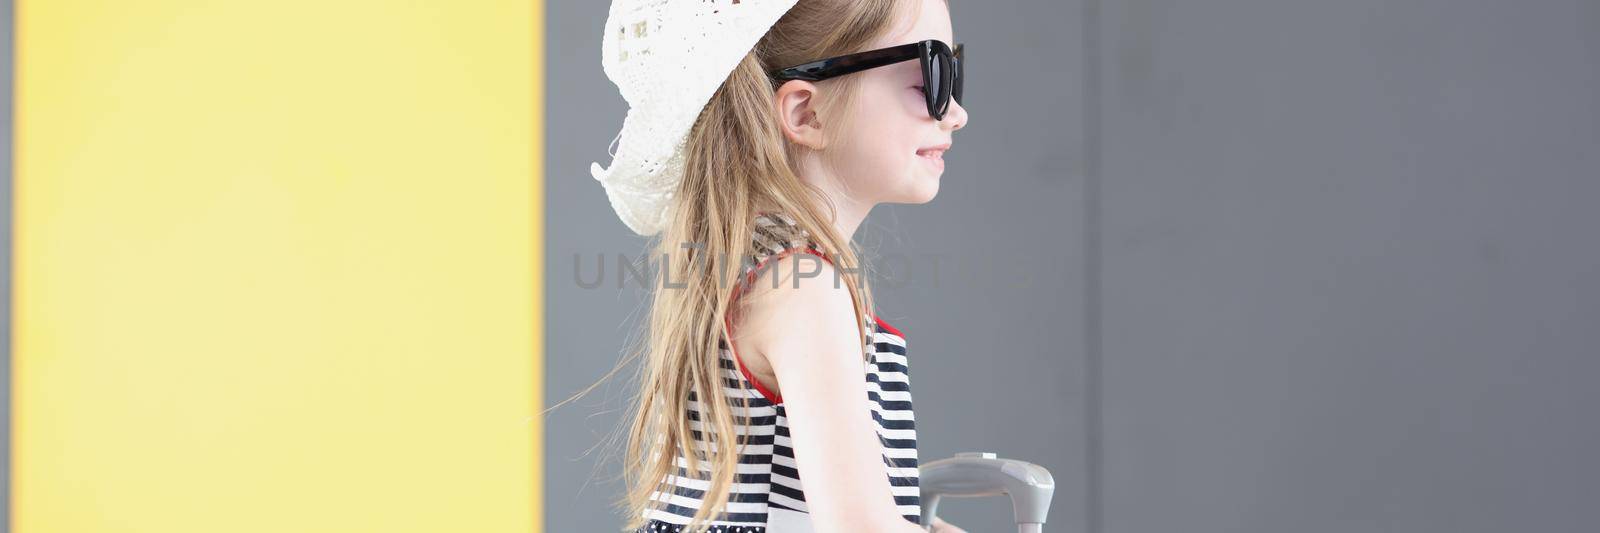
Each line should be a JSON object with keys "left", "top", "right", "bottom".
{"left": 918, "top": 452, "right": 1056, "bottom": 532}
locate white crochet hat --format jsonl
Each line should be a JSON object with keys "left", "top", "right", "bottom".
{"left": 589, "top": 0, "right": 801, "bottom": 236}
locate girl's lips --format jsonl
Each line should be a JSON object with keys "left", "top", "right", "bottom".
{"left": 918, "top": 150, "right": 945, "bottom": 169}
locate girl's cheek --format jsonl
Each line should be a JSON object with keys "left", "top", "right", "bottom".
{"left": 904, "top": 87, "right": 931, "bottom": 114}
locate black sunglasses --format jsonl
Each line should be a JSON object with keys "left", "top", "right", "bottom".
{"left": 769, "top": 39, "right": 965, "bottom": 121}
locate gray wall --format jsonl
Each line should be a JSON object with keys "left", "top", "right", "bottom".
{"left": 3, "top": 0, "right": 14, "bottom": 530}
{"left": 1098, "top": 1, "right": 1599, "bottom": 532}
{"left": 546, "top": 1, "right": 1597, "bottom": 532}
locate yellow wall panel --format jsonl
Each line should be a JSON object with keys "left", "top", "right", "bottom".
{"left": 15, "top": 1, "right": 542, "bottom": 532}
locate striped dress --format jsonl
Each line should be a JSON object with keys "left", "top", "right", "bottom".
{"left": 637, "top": 211, "right": 920, "bottom": 532}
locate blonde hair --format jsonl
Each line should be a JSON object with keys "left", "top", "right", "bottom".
{"left": 556, "top": 1, "right": 938, "bottom": 531}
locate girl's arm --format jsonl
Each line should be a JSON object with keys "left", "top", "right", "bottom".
{"left": 739, "top": 253, "right": 926, "bottom": 533}
{"left": 928, "top": 515, "right": 967, "bottom": 532}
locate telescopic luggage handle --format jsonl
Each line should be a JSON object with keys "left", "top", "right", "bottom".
{"left": 918, "top": 452, "right": 1056, "bottom": 533}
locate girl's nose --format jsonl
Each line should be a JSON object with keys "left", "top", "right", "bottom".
{"left": 943, "top": 99, "right": 969, "bottom": 131}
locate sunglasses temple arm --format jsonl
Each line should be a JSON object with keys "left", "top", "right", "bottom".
{"left": 771, "top": 43, "right": 922, "bottom": 81}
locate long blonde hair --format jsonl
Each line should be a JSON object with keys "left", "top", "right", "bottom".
{"left": 558, "top": 1, "right": 934, "bottom": 531}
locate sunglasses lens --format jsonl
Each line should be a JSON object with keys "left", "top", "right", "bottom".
{"left": 921, "top": 41, "right": 961, "bottom": 120}
{"left": 952, "top": 45, "right": 963, "bottom": 104}
{"left": 935, "top": 50, "right": 953, "bottom": 118}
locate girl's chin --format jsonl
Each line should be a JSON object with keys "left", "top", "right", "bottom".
{"left": 902, "top": 176, "right": 940, "bottom": 204}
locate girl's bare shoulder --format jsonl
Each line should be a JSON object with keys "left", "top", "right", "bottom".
{"left": 731, "top": 252, "right": 859, "bottom": 398}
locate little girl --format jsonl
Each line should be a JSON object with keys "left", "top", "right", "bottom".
{"left": 587, "top": 1, "right": 968, "bottom": 531}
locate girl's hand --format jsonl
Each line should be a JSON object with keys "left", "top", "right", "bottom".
{"left": 928, "top": 516, "right": 968, "bottom": 533}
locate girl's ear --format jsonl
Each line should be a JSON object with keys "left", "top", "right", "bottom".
{"left": 774, "top": 80, "right": 828, "bottom": 150}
